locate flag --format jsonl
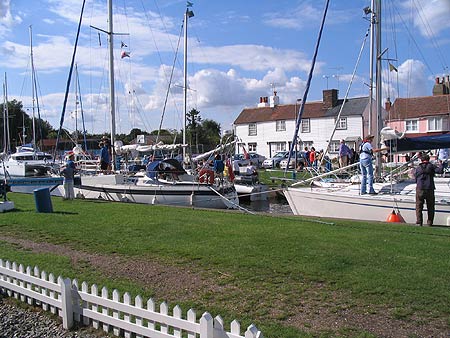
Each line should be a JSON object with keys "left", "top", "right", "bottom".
{"left": 187, "top": 1, "right": 193, "bottom": 7}
{"left": 121, "top": 51, "right": 130, "bottom": 59}
{"left": 389, "top": 63, "right": 398, "bottom": 72}
{"left": 121, "top": 41, "right": 127, "bottom": 48}
{"left": 242, "top": 145, "right": 250, "bottom": 159}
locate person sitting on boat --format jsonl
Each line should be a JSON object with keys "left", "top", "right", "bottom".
{"left": 61, "top": 153, "right": 76, "bottom": 200}
{"left": 359, "top": 135, "right": 383, "bottom": 195}
{"left": 414, "top": 153, "right": 443, "bottom": 226}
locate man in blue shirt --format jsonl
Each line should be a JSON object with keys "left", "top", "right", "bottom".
{"left": 338, "top": 139, "right": 351, "bottom": 167}
{"left": 100, "top": 141, "right": 110, "bottom": 174}
{"left": 359, "top": 135, "right": 382, "bottom": 195}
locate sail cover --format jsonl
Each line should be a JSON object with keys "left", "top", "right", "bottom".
{"left": 386, "top": 133, "right": 450, "bottom": 152}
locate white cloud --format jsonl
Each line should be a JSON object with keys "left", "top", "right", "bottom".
{"left": 400, "top": 0, "right": 450, "bottom": 37}
{"left": 0, "top": 0, "right": 22, "bottom": 36}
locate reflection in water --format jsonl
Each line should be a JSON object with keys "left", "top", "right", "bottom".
{"left": 240, "top": 194, "right": 292, "bottom": 214}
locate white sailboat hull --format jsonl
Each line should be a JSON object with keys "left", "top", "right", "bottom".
{"left": 284, "top": 182, "right": 450, "bottom": 226}
{"left": 54, "top": 174, "right": 239, "bottom": 209}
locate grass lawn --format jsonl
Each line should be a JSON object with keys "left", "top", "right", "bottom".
{"left": 1, "top": 192, "right": 450, "bottom": 337}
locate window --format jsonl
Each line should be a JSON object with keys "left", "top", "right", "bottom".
{"left": 248, "top": 143, "right": 257, "bottom": 152}
{"left": 248, "top": 123, "right": 257, "bottom": 136}
{"left": 276, "top": 120, "right": 286, "bottom": 131}
{"left": 272, "top": 142, "right": 286, "bottom": 152}
{"left": 428, "top": 117, "right": 443, "bottom": 131}
{"left": 335, "top": 117, "right": 347, "bottom": 130}
{"left": 405, "top": 119, "right": 418, "bottom": 132}
{"left": 330, "top": 141, "right": 340, "bottom": 153}
{"left": 301, "top": 141, "right": 314, "bottom": 149}
{"left": 301, "top": 119, "right": 310, "bottom": 133}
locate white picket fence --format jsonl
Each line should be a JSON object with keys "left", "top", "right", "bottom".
{"left": 0, "top": 259, "right": 263, "bottom": 338}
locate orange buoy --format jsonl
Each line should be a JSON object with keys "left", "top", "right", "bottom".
{"left": 386, "top": 210, "right": 405, "bottom": 223}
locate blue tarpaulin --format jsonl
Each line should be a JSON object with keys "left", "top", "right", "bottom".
{"left": 386, "top": 133, "right": 450, "bottom": 153}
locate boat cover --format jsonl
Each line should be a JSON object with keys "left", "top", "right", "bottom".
{"left": 386, "top": 133, "right": 450, "bottom": 152}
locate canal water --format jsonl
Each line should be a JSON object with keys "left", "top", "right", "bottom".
{"left": 240, "top": 193, "right": 293, "bottom": 215}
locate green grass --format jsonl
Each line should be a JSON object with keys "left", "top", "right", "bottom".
{"left": 1, "top": 193, "right": 450, "bottom": 337}
{"left": 258, "top": 168, "right": 312, "bottom": 187}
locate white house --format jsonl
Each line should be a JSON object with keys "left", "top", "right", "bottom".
{"left": 234, "top": 89, "right": 377, "bottom": 159}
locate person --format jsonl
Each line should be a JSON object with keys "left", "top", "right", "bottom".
{"left": 232, "top": 157, "right": 240, "bottom": 176}
{"left": 304, "top": 147, "right": 310, "bottom": 166}
{"left": 245, "top": 161, "right": 257, "bottom": 175}
{"left": 309, "top": 147, "right": 316, "bottom": 168}
{"left": 359, "top": 135, "right": 383, "bottom": 195}
{"left": 414, "top": 153, "right": 443, "bottom": 226}
{"left": 338, "top": 139, "right": 351, "bottom": 167}
{"left": 99, "top": 141, "right": 110, "bottom": 174}
{"left": 213, "top": 154, "right": 225, "bottom": 176}
{"left": 61, "top": 153, "right": 76, "bottom": 200}
{"left": 438, "top": 148, "right": 449, "bottom": 176}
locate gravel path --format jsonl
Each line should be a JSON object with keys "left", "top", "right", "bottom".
{"left": 0, "top": 295, "right": 108, "bottom": 338}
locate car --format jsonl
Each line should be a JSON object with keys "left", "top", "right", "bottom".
{"left": 233, "top": 153, "right": 266, "bottom": 168}
{"left": 279, "top": 151, "right": 306, "bottom": 169}
{"left": 262, "top": 151, "right": 289, "bottom": 169}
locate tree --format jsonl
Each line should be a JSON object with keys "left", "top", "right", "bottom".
{"left": 198, "top": 119, "right": 221, "bottom": 150}
{"left": 186, "top": 108, "right": 201, "bottom": 152}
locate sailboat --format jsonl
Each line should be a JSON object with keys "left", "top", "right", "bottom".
{"left": 283, "top": 0, "right": 450, "bottom": 226}
{"left": 0, "top": 28, "right": 57, "bottom": 178}
{"left": 53, "top": 1, "right": 239, "bottom": 209}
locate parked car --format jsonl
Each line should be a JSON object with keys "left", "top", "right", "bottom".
{"left": 233, "top": 153, "right": 266, "bottom": 168}
{"left": 262, "top": 151, "right": 289, "bottom": 169}
{"left": 279, "top": 151, "right": 306, "bottom": 169}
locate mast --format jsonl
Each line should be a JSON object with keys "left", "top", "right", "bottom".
{"left": 375, "top": 0, "right": 383, "bottom": 179}
{"left": 368, "top": 0, "right": 375, "bottom": 135}
{"left": 107, "top": 0, "right": 116, "bottom": 168}
{"left": 2, "top": 73, "right": 10, "bottom": 154}
{"left": 183, "top": 6, "right": 194, "bottom": 164}
{"left": 29, "top": 25, "right": 37, "bottom": 149}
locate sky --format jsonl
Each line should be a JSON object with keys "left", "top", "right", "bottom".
{"left": 0, "top": 0, "right": 449, "bottom": 139}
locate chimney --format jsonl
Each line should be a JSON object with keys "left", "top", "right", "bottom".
{"left": 385, "top": 98, "right": 391, "bottom": 112}
{"left": 257, "top": 96, "right": 270, "bottom": 108}
{"left": 433, "top": 76, "right": 449, "bottom": 96}
{"left": 323, "top": 89, "right": 338, "bottom": 109}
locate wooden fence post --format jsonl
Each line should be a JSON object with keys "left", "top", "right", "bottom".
{"left": 200, "top": 312, "right": 213, "bottom": 338}
{"left": 60, "top": 277, "right": 74, "bottom": 329}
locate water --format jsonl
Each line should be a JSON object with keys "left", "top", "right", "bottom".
{"left": 240, "top": 194, "right": 293, "bottom": 215}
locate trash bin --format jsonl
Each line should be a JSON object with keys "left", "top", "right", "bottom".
{"left": 33, "top": 188, "right": 53, "bottom": 213}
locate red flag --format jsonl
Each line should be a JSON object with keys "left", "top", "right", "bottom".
{"left": 242, "top": 145, "right": 249, "bottom": 159}
{"left": 226, "top": 159, "right": 234, "bottom": 181}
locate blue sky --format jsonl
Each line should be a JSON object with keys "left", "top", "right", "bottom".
{"left": 0, "top": 0, "right": 449, "bottom": 137}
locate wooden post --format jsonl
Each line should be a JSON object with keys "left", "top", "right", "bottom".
{"left": 60, "top": 277, "right": 74, "bottom": 329}
{"left": 200, "top": 312, "right": 213, "bottom": 338}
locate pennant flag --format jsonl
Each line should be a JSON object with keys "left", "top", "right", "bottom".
{"left": 121, "top": 51, "right": 130, "bottom": 59}
{"left": 389, "top": 63, "right": 398, "bottom": 72}
{"left": 187, "top": 1, "right": 193, "bottom": 7}
{"left": 121, "top": 41, "right": 127, "bottom": 48}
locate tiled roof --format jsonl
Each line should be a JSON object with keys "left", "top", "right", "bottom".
{"left": 389, "top": 94, "right": 450, "bottom": 120}
{"left": 234, "top": 96, "right": 369, "bottom": 125}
